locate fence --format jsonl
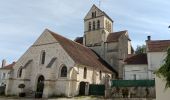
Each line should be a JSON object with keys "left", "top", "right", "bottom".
{"left": 112, "top": 80, "right": 155, "bottom": 87}
{"left": 89, "top": 84, "right": 105, "bottom": 96}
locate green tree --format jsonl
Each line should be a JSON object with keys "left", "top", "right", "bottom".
{"left": 156, "top": 47, "right": 170, "bottom": 88}
{"left": 135, "top": 45, "right": 146, "bottom": 54}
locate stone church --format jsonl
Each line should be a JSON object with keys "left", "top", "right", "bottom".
{"left": 5, "top": 5, "right": 133, "bottom": 98}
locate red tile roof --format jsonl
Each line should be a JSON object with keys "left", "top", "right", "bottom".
{"left": 147, "top": 40, "right": 170, "bottom": 52}
{"left": 74, "top": 37, "right": 83, "bottom": 45}
{"left": 106, "top": 30, "right": 128, "bottom": 42}
{"left": 47, "top": 29, "right": 115, "bottom": 73}
{"left": 124, "top": 53, "right": 148, "bottom": 65}
{"left": 0, "top": 62, "right": 15, "bottom": 70}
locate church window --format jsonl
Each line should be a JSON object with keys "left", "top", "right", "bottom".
{"left": 105, "top": 21, "right": 107, "bottom": 29}
{"left": 60, "top": 65, "right": 67, "bottom": 77}
{"left": 109, "top": 23, "right": 111, "bottom": 32}
{"left": 92, "top": 12, "right": 94, "bottom": 18}
{"left": 92, "top": 11, "right": 96, "bottom": 18}
{"left": 106, "top": 21, "right": 109, "bottom": 31}
{"left": 93, "top": 21, "right": 95, "bottom": 30}
{"left": 88, "top": 22, "right": 91, "bottom": 31}
{"left": 40, "top": 50, "right": 46, "bottom": 65}
{"left": 97, "top": 20, "right": 100, "bottom": 29}
{"left": 17, "top": 67, "right": 23, "bottom": 78}
{"left": 99, "top": 71, "right": 102, "bottom": 80}
{"left": 83, "top": 67, "right": 87, "bottom": 79}
{"left": 94, "top": 11, "right": 96, "bottom": 17}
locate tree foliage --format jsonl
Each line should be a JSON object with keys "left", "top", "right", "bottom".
{"left": 156, "top": 47, "right": 170, "bottom": 88}
{"left": 135, "top": 45, "right": 146, "bottom": 54}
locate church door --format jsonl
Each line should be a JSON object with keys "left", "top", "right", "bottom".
{"left": 35, "top": 75, "right": 45, "bottom": 98}
{"left": 79, "top": 82, "right": 86, "bottom": 95}
{"left": 79, "top": 81, "right": 89, "bottom": 95}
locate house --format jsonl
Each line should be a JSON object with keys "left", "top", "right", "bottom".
{"left": 145, "top": 37, "right": 170, "bottom": 100}
{"left": 123, "top": 53, "right": 148, "bottom": 80}
{"left": 146, "top": 36, "right": 170, "bottom": 79}
{"left": 5, "top": 4, "right": 133, "bottom": 98}
{"left": 0, "top": 60, "right": 15, "bottom": 86}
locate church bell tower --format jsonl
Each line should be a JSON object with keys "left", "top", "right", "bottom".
{"left": 83, "top": 4, "right": 113, "bottom": 47}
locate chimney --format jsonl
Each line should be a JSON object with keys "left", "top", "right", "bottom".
{"left": 1, "top": 59, "right": 6, "bottom": 68}
{"left": 147, "top": 36, "right": 151, "bottom": 41}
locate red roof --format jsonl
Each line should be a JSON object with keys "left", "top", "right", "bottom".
{"left": 106, "top": 30, "right": 128, "bottom": 42}
{"left": 124, "top": 53, "right": 148, "bottom": 65}
{"left": 147, "top": 40, "right": 170, "bottom": 52}
{"left": 48, "top": 29, "right": 115, "bottom": 73}
{"left": 0, "top": 62, "right": 15, "bottom": 70}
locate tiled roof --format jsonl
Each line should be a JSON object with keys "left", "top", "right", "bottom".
{"left": 0, "top": 62, "right": 15, "bottom": 70}
{"left": 124, "top": 53, "right": 148, "bottom": 65}
{"left": 106, "top": 30, "right": 127, "bottom": 42}
{"left": 74, "top": 37, "right": 83, "bottom": 45}
{"left": 47, "top": 29, "right": 115, "bottom": 73}
{"left": 147, "top": 40, "right": 170, "bottom": 52}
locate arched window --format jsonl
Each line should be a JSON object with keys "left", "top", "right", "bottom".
{"left": 93, "top": 21, "right": 95, "bottom": 30}
{"left": 92, "top": 12, "right": 94, "bottom": 18}
{"left": 106, "top": 21, "right": 109, "bottom": 31}
{"left": 83, "top": 67, "right": 87, "bottom": 79}
{"left": 92, "top": 11, "right": 96, "bottom": 18}
{"left": 109, "top": 23, "right": 111, "bottom": 32}
{"left": 40, "top": 50, "right": 46, "bottom": 64}
{"left": 97, "top": 20, "right": 100, "bottom": 29}
{"left": 60, "top": 66, "right": 67, "bottom": 77}
{"left": 17, "top": 67, "right": 23, "bottom": 78}
{"left": 88, "top": 22, "right": 91, "bottom": 31}
{"left": 99, "top": 71, "right": 102, "bottom": 80}
{"left": 94, "top": 11, "right": 96, "bottom": 17}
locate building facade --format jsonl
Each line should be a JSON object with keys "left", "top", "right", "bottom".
{"left": 123, "top": 54, "right": 148, "bottom": 80}
{"left": 0, "top": 60, "right": 15, "bottom": 86}
{"left": 5, "top": 29, "right": 114, "bottom": 98}
{"left": 145, "top": 38, "right": 170, "bottom": 100}
{"left": 5, "top": 4, "right": 133, "bottom": 98}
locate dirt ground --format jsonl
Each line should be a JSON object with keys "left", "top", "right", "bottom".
{"left": 0, "top": 96, "right": 156, "bottom": 100}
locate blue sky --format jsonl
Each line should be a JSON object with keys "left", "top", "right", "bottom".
{"left": 0, "top": 0, "right": 170, "bottom": 64}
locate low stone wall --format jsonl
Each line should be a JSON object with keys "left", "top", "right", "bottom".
{"left": 110, "top": 87, "right": 155, "bottom": 98}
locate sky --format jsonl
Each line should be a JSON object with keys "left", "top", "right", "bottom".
{"left": 0, "top": 0, "right": 170, "bottom": 64}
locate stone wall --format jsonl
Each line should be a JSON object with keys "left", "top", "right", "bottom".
{"left": 111, "top": 87, "right": 155, "bottom": 98}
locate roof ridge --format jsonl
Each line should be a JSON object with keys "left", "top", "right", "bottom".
{"left": 149, "top": 40, "right": 170, "bottom": 42}
{"left": 111, "top": 30, "right": 128, "bottom": 33}
{"left": 47, "top": 29, "right": 93, "bottom": 50}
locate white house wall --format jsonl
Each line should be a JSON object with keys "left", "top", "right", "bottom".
{"left": 155, "top": 76, "right": 170, "bottom": 100}
{"left": 124, "top": 64, "right": 148, "bottom": 80}
{"left": 147, "top": 52, "right": 166, "bottom": 79}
